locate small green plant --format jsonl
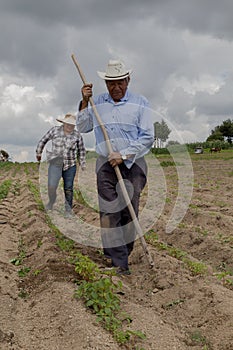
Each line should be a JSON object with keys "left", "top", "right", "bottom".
{"left": 18, "top": 266, "right": 31, "bottom": 277}
{"left": 73, "top": 253, "right": 145, "bottom": 345}
{"left": 56, "top": 236, "right": 75, "bottom": 252}
{"left": 160, "top": 160, "right": 176, "bottom": 167}
{"left": 27, "top": 179, "right": 44, "bottom": 210}
{"left": 195, "top": 226, "right": 208, "bottom": 236}
{"left": 183, "top": 258, "right": 207, "bottom": 275}
{"left": 190, "top": 330, "right": 208, "bottom": 346}
{"left": 72, "top": 252, "right": 101, "bottom": 281}
{"left": 10, "top": 255, "right": 24, "bottom": 266}
{"left": 18, "top": 288, "right": 29, "bottom": 299}
{"left": 163, "top": 299, "right": 185, "bottom": 309}
{"left": 145, "top": 231, "right": 208, "bottom": 276}
{"left": 37, "top": 239, "right": 43, "bottom": 248}
{"left": 10, "top": 238, "right": 26, "bottom": 266}
{"left": 0, "top": 179, "right": 12, "bottom": 201}
{"left": 12, "top": 180, "right": 21, "bottom": 196}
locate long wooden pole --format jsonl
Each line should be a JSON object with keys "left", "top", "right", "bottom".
{"left": 71, "top": 54, "right": 154, "bottom": 267}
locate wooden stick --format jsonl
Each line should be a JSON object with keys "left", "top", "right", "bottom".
{"left": 71, "top": 54, "right": 154, "bottom": 267}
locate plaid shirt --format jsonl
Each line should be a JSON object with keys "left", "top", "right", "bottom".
{"left": 36, "top": 125, "right": 86, "bottom": 171}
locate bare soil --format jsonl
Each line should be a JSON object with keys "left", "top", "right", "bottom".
{"left": 0, "top": 151, "right": 233, "bottom": 350}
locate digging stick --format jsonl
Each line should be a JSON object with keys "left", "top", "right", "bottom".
{"left": 71, "top": 54, "right": 154, "bottom": 267}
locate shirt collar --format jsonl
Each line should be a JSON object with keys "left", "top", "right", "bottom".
{"left": 104, "top": 89, "right": 130, "bottom": 104}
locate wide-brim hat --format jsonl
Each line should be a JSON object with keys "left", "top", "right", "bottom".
{"left": 97, "top": 60, "right": 132, "bottom": 80}
{"left": 56, "top": 114, "right": 76, "bottom": 126}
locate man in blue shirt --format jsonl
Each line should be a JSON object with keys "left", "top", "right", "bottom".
{"left": 77, "top": 60, "right": 154, "bottom": 274}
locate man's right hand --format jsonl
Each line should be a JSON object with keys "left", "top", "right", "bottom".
{"left": 81, "top": 84, "right": 93, "bottom": 102}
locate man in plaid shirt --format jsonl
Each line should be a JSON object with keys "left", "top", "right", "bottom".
{"left": 36, "top": 114, "right": 86, "bottom": 217}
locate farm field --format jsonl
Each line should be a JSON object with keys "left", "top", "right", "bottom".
{"left": 0, "top": 150, "right": 233, "bottom": 350}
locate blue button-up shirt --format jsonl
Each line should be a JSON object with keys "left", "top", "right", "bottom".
{"left": 76, "top": 89, "right": 154, "bottom": 168}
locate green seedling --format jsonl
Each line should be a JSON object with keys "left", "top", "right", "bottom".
{"left": 18, "top": 267, "right": 31, "bottom": 277}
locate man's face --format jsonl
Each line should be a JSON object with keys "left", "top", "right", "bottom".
{"left": 63, "top": 123, "right": 75, "bottom": 133}
{"left": 106, "top": 78, "right": 129, "bottom": 102}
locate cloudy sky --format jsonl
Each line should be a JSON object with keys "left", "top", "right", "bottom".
{"left": 1, "top": 0, "right": 233, "bottom": 162}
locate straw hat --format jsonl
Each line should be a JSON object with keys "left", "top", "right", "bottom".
{"left": 97, "top": 60, "right": 132, "bottom": 80}
{"left": 56, "top": 114, "right": 76, "bottom": 126}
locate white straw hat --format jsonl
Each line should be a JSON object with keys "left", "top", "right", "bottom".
{"left": 56, "top": 114, "right": 76, "bottom": 126}
{"left": 97, "top": 60, "right": 132, "bottom": 80}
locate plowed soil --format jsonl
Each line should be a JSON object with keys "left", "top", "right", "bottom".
{"left": 0, "top": 151, "right": 233, "bottom": 350}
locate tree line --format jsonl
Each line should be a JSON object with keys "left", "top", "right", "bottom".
{"left": 206, "top": 118, "right": 233, "bottom": 144}
{"left": 153, "top": 118, "right": 233, "bottom": 148}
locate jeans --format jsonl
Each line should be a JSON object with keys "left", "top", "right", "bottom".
{"left": 48, "top": 162, "right": 76, "bottom": 212}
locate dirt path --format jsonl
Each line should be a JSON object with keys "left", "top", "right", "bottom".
{"left": 0, "top": 153, "right": 233, "bottom": 349}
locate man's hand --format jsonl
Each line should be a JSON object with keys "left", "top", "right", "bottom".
{"left": 108, "top": 152, "right": 123, "bottom": 167}
{"left": 81, "top": 84, "right": 93, "bottom": 102}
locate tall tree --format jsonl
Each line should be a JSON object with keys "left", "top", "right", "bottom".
{"left": 154, "top": 119, "right": 171, "bottom": 147}
{"left": 207, "top": 119, "right": 233, "bottom": 143}
{"left": 219, "top": 119, "right": 233, "bottom": 143}
{"left": 206, "top": 126, "right": 224, "bottom": 141}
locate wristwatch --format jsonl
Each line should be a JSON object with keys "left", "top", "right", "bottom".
{"left": 121, "top": 155, "right": 127, "bottom": 160}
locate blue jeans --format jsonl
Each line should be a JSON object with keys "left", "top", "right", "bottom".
{"left": 48, "top": 162, "right": 76, "bottom": 212}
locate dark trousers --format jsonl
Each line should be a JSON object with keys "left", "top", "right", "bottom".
{"left": 96, "top": 157, "right": 147, "bottom": 269}
{"left": 48, "top": 162, "right": 76, "bottom": 212}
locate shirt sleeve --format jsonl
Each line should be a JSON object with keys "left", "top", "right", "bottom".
{"left": 76, "top": 103, "right": 94, "bottom": 133}
{"left": 77, "top": 134, "right": 86, "bottom": 167}
{"left": 36, "top": 127, "right": 55, "bottom": 156}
